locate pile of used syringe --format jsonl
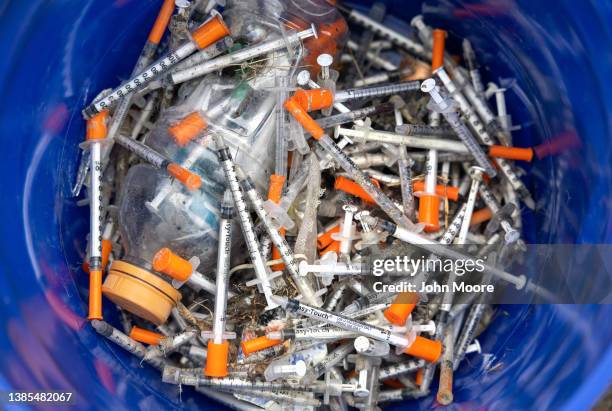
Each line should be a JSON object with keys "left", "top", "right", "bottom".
{"left": 77, "top": 0, "right": 535, "bottom": 409}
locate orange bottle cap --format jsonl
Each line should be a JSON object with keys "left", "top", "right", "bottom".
{"left": 166, "top": 163, "right": 202, "bottom": 191}
{"left": 489, "top": 145, "right": 534, "bottom": 162}
{"left": 284, "top": 97, "right": 325, "bottom": 139}
{"left": 129, "top": 326, "right": 164, "bottom": 345}
{"left": 167, "top": 112, "right": 208, "bottom": 146}
{"left": 241, "top": 335, "right": 282, "bottom": 356}
{"left": 317, "top": 224, "right": 340, "bottom": 250}
{"left": 470, "top": 207, "right": 493, "bottom": 226}
{"left": 86, "top": 111, "right": 109, "bottom": 140}
{"left": 418, "top": 194, "right": 441, "bottom": 232}
{"left": 88, "top": 269, "right": 103, "bottom": 320}
{"left": 293, "top": 88, "right": 334, "bottom": 112}
{"left": 413, "top": 181, "right": 459, "bottom": 201}
{"left": 431, "top": 29, "right": 447, "bottom": 71}
{"left": 267, "top": 174, "right": 286, "bottom": 203}
{"left": 321, "top": 240, "right": 340, "bottom": 256}
{"left": 191, "top": 14, "right": 231, "bottom": 49}
{"left": 383, "top": 292, "right": 419, "bottom": 326}
{"left": 334, "top": 176, "right": 380, "bottom": 204}
{"left": 152, "top": 248, "right": 193, "bottom": 282}
{"left": 147, "top": 0, "right": 175, "bottom": 44}
{"left": 205, "top": 340, "right": 230, "bottom": 377}
{"left": 404, "top": 335, "right": 443, "bottom": 363}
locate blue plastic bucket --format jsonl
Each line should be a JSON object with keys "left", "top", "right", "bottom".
{"left": 0, "top": 0, "right": 610, "bottom": 410}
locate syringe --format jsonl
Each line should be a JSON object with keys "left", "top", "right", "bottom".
{"left": 314, "top": 103, "right": 394, "bottom": 131}
{"left": 273, "top": 296, "right": 442, "bottom": 363}
{"left": 81, "top": 112, "right": 110, "bottom": 321}
{"left": 152, "top": 248, "right": 222, "bottom": 295}
{"left": 462, "top": 39, "right": 485, "bottom": 97}
{"left": 284, "top": 95, "right": 417, "bottom": 231}
{"left": 267, "top": 327, "right": 359, "bottom": 341}
{"left": 433, "top": 66, "right": 535, "bottom": 207}
{"left": 169, "top": 26, "right": 317, "bottom": 84}
{"left": 114, "top": 134, "right": 202, "bottom": 191}
{"left": 336, "top": 4, "right": 428, "bottom": 60}
{"left": 420, "top": 78, "right": 497, "bottom": 177}
{"left": 73, "top": 0, "right": 176, "bottom": 197}
{"left": 390, "top": 96, "right": 416, "bottom": 221}
{"left": 83, "top": 14, "right": 230, "bottom": 117}
{"left": 235, "top": 168, "right": 323, "bottom": 307}
{"left": 214, "top": 135, "right": 278, "bottom": 310}
{"left": 200, "top": 189, "right": 235, "bottom": 376}
{"left": 346, "top": 39, "right": 398, "bottom": 71}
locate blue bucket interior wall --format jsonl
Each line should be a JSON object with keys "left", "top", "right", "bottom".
{"left": 0, "top": 0, "right": 610, "bottom": 410}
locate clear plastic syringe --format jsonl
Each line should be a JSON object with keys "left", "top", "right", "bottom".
{"left": 214, "top": 134, "right": 278, "bottom": 310}
{"left": 169, "top": 26, "right": 317, "bottom": 84}
{"left": 272, "top": 296, "right": 442, "bottom": 363}
{"left": 284, "top": 96, "right": 417, "bottom": 231}
{"left": 390, "top": 96, "right": 416, "bottom": 221}
{"left": 113, "top": 134, "right": 202, "bottom": 191}
{"left": 314, "top": 103, "right": 394, "bottom": 130}
{"left": 200, "top": 190, "right": 236, "bottom": 378}
{"left": 82, "top": 14, "right": 230, "bottom": 117}
{"left": 334, "top": 80, "right": 421, "bottom": 104}
{"left": 420, "top": 78, "right": 497, "bottom": 178}
{"left": 267, "top": 327, "right": 359, "bottom": 341}
{"left": 235, "top": 168, "right": 323, "bottom": 307}
{"left": 80, "top": 112, "right": 110, "bottom": 321}
{"left": 337, "top": 4, "right": 428, "bottom": 60}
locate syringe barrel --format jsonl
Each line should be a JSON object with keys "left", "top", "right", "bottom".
{"left": 212, "top": 216, "right": 232, "bottom": 344}
{"left": 334, "top": 80, "right": 421, "bottom": 103}
{"left": 114, "top": 135, "right": 167, "bottom": 169}
{"left": 89, "top": 143, "right": 103, "bottom": 263}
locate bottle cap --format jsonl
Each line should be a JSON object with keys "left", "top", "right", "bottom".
{"left": 166, "top": 163, "right": 202, "bottom": 191}
{"left": 204, "top": 340, "right": 230, "bottom": 377}
{"left": 129, "top": 326, "right": 164, "bottom": 346}
{"left": 241, "top": 335, "right": 282, "bottom": 356}
{"left": 167, "top": 112, "right": 208, "bottom": 146}
{"left": 191, "top": 14, "right": 231, "bottom": 49}
{"left": 403, "top": 335, "right": 443, "bottom": 363}
{"left": 102, "top": 260, "right": 181, "bottom": 325}
{"left": 152, "top": 248, "right": 193, "bottom": 282}
{"left": 418, "top": 195, "right": 441, "bottom": 232}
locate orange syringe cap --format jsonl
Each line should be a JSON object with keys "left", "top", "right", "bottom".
{"left": 152, "top": 248, "right": 193, "bottom": 282}
{"left": 191, "top": 14, "right": 231, "bottom": 49}
{"left": 167, "top": 112, "right": 208, "bottom": 147}
{"left": 334, "top": 176, "right": 380, "bottom": 204}
{"left": 384, "top": 292, "right": 419, "bottom": 326}
{"left": 284, "top": 97, "right": 325, "bottom": 139}
{"left": 470, "top": 207, "right": 493, "bottom": 226}
{"left": 317, "top": 224, "right": 340, "bottom": 250}
{"left": 86, "top": 111, "right": 109, "bottom": 141}
{"left": 404, "top": 335, "right": 443, "bottom": 363}
{"left": 413, "top": 181, "right": 459, "bottom": 201}
{"left": 418, "top": 195, "right": 441, "bottom": 232}
{"left": 166, "top": 163, "right": 202, "bottom": 191}
{"left": 147, "top": 0, "right": 175, "bottom": 45}
{"left": 205, "top": 340, "right": 230, "bottom": 377}
{"left": 431, "top": 29, "right": 447, "bottom": 71}
{"left": 489, "top": 145, "right": 534, "bottom": 162}
{"left": 241, "top": 336, "right": 282, "bottom": 356}
{"left": 267, "top": 174, "right": 286, "bottom": 203}
{"left": 293, "top": 88, "right": 334, "bottom": 112}
{"left": 82, "top": 239, "right": 112, "bottom": 273}
{"left": 129, "top": 326, "right": 164, "bottom": 346}
{"left": 88, "top": 269, "right": 103, "bottom": 321}
{"left": 321, "top": 240, "right": 340, "bottom": 256}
